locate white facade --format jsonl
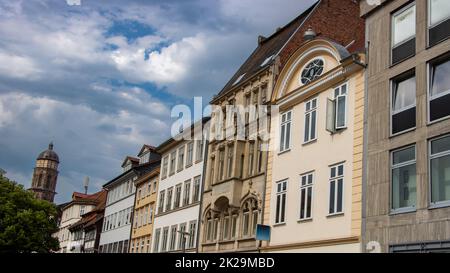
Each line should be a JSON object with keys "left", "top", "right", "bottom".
{"left": 152, "top": 139, "right": 206, "bottom": 253}
{"left": 99, "top": 172, "right": 136, "bottom": 253}
{"left": 56, "top": 203, "right": 94, "bottom": 253}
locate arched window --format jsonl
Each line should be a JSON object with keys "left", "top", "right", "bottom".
{"left": 241, "top": 198, "right": 259, "bottom": 238}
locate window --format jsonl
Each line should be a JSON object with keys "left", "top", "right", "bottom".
{"left": 300, "top": 172, "right": 314, "bottom": 220}
{"left": 188, "top": 221, "right": 197, "bottom": 248}
{"left": 79, "top": 205, "right": 85, "bottom": 216}
{"left": 335, "top": 84, "right": 347, "bottom": 130}
{"left": 275, "top": 180, "right": 287, "bottom": 224}
{"left": 329, "top": 164, "right": 344, "bottom": 215}
{"left": 231, "top": 214, "right": 238, "bottom": 239}
{"left": 178, "top": 223, "right": 186, "bottom": 250}
{"left": 227, "top": 145, "right": 234, "bottom": 178}
{"left": 392, "top": 72, "right": 416, "bottom": 135}
{"left": 169, "top": 151, "right": 176, "bottom": 175}
{"left": 148, "top": 206, "right": 153, "bottom": 224}
{"left": 209, "top": 158, "right": 215, "bottom": 185}
{"left": 158, "top": 191, "right": 165, "bottom": 213}
{"left": 143, "top": 206, "right": 148, "bottom": 225}
{"left": 162, "top": 156, "right": 169, "bottom": 178}
{"left": 193, "top": 176, "right": 201, "bottom": 202}
{"left": 161, "top": 227, "right": 169, "bottom": 252}
{"left": 251, "top": 210, "right": 258, "bottom": 236}
{"left": 206, "top": 217, "right": 213, "bottom": 242}
{"left": 183, "top": 180, "right": 191, "bottom": 206}
{"left": 301, "top": 59, "right": 324, "bottom": 85}
{"left": 169, "top": 225, "right": 177, "bottom": 251}
{"left": 174, "top": 184, "right": 182, "bottom": 209}
{"left": 218, "top": 149, "right": 225, "bottom": 181}
{"left": 257, "top": 141, "right": 264, "bottom": 173}
{"left": 245, "top": 95, "right": 251, "bottom": 124}
{"left": 242, "top": 211, "right": 250, "bottom": 237}
{"left": 153, "top": 180, "right": 157, "bottom": 193}
{"left": 140, "top": 152, "right": 150, "bottom": 164}
{"left": 153, "top": 229, "right": 161, "bottom": 253}
{"left": 430, "top": 135, "right": 450, "bottom": 205}
{"left": 248, "top": 142, "right": 255, "bottom": 176}
{"left": 178, "top": 146, "right": 185, "bottom": 172}
{"left": 392, "top": 3, "right": 416, "bottom": 64}
{"left": 391, "top": 146, "right": 416, "bottom": 211}
{"left": 196, "top": 140, "right": 204, "bottom": 162}
{"left": 429, "top": 56, "right": 450, "bottom": 122}
{"left": 166, "top": 188, "right": 173, "bottom": 211}
{"left": 428, "top": 0, "right": 450, "bottom": 46}
{"left": 304, "top": 98, "right": 317, "bottom": 143}
{"left": 186, "top": 142, "right": 194, "bottom": 167}
{"left": 222, "top": 215, "right": 230, "bottom": 240}
{"left": 279, "top": 111, "right": 292, "bottom": 152}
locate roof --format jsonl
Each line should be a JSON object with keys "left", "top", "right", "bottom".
{"left": 121, "top": 156, "right": 139, "bottom": 168}
{"left": 102, "top": 159, "right": 161, "bottom": 189}
{"left": 37, "top": 142, "right": 59, "bottom": 163}
{"left": 137, "top": 144, "right": 157, "bottom": 157}
{"left": 69, "top": 190, "right": 107, "bottom": 231}
{"left": 156, "top": 117, "right": 211, "bottom": 154}
{"left": 212, "top": 1, "right": 319, "bottom": 103}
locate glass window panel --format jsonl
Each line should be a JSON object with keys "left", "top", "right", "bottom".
{"left": 392, "top": 164, "right": 417, "bottom": 209}
{"left": 393, "top": 76, "right": 416, "bottom": 111}
{"left": 329, "top": 181, "right": 335, "bottom": 213}
{"left": 281, "top": 194, "right": 286, "bottom": 223}
{"left": 285, "top": 123, "right": 291, "bottom": 149}
{"left": 430, "top": 0, "right": 450, "bottom": 26}
{"left": 393, "top": 5, "right": 416, "bottom": 47}
{"left": 431, "top": 60, "right": 450, "bottom": 98}
{"left": 431, "top": 155, "right": 450, "bottom": 203}
{"left": 337, "top": 179, "right": 343, "bottom": 212}
{"left": 393, "top": 147, "right": 416, "bottom": 165}
{"left": 306, "top": 187, "right": 312, "bottom": 218}
{"left": 336, "top": 96, "right": 346, "bottom": 128}
{"left": 432, "top": 136, "right": 450, "bottom": 155}
{"left": 304, "top": 113, "right": 310, "bottom": 142}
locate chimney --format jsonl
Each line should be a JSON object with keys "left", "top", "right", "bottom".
{"left": 304, "top": 27, "right": 317, "bottom": 41}
{"left": 83, "top": 177, "right": 89, "bottom": 194}
{"left": 258, "top": 35, "right": 266, "bottom": 45}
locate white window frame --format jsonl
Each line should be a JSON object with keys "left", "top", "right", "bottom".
{"left": 334, "top": 83, "right": 348, "bottom": 130}
{"left": 390, "top": 73, "right": 417, "bottom": 136}
{"left": 304, "top": 98, "right": 318, "bottom": 144}
{"left": 391, "top": 2, "right": 416, "bottom": 50}
{"left": 275, "top": 180, "right": 288, "bottom": 224}
{"left": 329, "top": 163, "right": 345, "bottom": 216}
{"left": 391, "top": 145, "right": 417, "bottom": 213}
{"left": 428, "top": 0, "right": 450, "bottom": 28}
{"left": 186, "top": 142, "right": 194, "bottom": 167}
{"left": 429, "top": 135, "right": 450, "bottom": 208}
{"left": 279, "top": 111, "right": 292, "bottom": 153}
{"left": 299, "top": 172, "right": 314, "bottom": 221}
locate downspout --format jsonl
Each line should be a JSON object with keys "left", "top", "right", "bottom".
{"left": 195, "top": 135, "right": 209, "bottom": 253}
{"left": 361, "top": 23, "right": 370, "bottom": 253}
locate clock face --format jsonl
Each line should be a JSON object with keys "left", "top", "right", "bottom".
{"left": 300, "top": 59, "right": 324, "bottom": 85}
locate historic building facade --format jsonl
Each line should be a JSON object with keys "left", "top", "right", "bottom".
{"left": 55, "top": 191, "right": 102, "bottom": 253}
{"left": 67, "top": 190, "right": 107, "bottom": 253}
{"left": 200, "top": 0, "right": 365, "bottom": 253}
{"left": 99, "top": 145, "right": 160, "bottom": 253}
{"left": 262, "top": 37, "right": 365, "bottom": 253}
{"left": 361, "top": 0, "right": 450, "bottom": 252}
{"left": 130, "top": 164, "right": 159, "bottom": 253}
{"left": 152, "top": 118, "right": 209, "bottom": 253}
{"left": 30, "top": 142, "right": 59, "bottom": 203}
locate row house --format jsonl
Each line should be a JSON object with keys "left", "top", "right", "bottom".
{"left": 152, "top": 118, "right": 209, "bottom": 253}
{"left": 68, "top": 190, "right": 107, "bottom": 253}
{"left": 201, "top": 0, "right": 365, "bottom": 253}
{"left": 98, "top": 145, "right": 160, "bottom": 253}
{"left": 360, "top": 0, "right": 450, "bottom": 253}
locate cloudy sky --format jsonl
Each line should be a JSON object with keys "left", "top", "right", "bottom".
{"left": 0, "top": 0, "right": 316, "bottom": 204}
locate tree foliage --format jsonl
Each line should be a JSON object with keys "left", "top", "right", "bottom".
{"left": 0, "top": 175, "right": 60, "bottom": 253}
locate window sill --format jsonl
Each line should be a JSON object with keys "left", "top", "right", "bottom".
{"left": 427, "top": 115, "right": 450, "bottom": 126}
{"left": 389, "top": 207, "right": 416, "bottom": 216}
{"left": 277, "top": 149, "right": 291, "bottom": 156}
{"left": 389, "top": 127, "right": 416, "bottom": 139}
{"left": 326, "top": 212, "right": 344, "bottom": 219}
{"left": 185, "top": 163, "right": 193, "bottom": 169}
{"left": 302, "top": 139, "right": 317, "bottom": 146}
{"left": 297, "top": 218, "right": 313, "bottom": 223}
{"left": 273, "top": 222, "right": 286, "bottom": 227}
{"left": 429, "top": 202, "right": 450, "bottom": 210}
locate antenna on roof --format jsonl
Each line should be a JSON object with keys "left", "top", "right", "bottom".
{"left": 83, "top": 177, "right": 89, "bottom": 194}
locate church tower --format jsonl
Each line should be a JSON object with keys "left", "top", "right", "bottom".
{"left": 30, "top": 142, "right": 60, "bottom": 203}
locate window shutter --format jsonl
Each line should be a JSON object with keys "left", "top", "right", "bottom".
{"left": 326, "top": 98, "right": 336, "bottom": 133}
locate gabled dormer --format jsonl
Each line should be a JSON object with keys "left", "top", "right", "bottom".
{"left": 137, "top": 144, "right": 161, "bottom": 165}
{"left": 121, "top": 156, "right": 139, "bottom": 172}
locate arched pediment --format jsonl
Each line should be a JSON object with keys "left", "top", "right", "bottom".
{"left": 274, "top": 39, "right": 350, "bottom": 100}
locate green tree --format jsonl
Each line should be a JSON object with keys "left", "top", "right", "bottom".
{"left": 0, "top": 175, "right": 60, "bottom": 253}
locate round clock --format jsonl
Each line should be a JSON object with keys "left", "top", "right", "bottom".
{"left": 300, "top": 58, "right": 324, "bottom": 85}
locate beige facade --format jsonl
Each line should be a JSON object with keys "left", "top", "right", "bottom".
{"left": 200, "top": 71, "right": 271, "bottom": 253}
{"left": 361, "top": 0, "right": 450, "bottom": 253}
{"left": 261, "top": 39, "right": 365, "bottom": 253}
{"left": 130, "top": 167, "right": 159, "bottom": 253}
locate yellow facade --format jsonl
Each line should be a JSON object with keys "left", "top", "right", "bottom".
{"left": 130, "top": 167, "right": 160, "bottom": 253}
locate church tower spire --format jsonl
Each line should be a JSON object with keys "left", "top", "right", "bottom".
{"left": 30, "top": 142, "right": 60, "bottom": 203}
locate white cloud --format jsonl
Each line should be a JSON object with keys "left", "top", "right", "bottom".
{"left": 0, "top": 51, "right": 41, "bottom": 79}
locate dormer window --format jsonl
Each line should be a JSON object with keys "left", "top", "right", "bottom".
{"left": 123, "top": 162, "right": 132, "bottom": 172}
{"left": 140, "top": 152, "right": 150, "bottom": 164}
{"left": 300, "top": 58, "right": 324, "bottom": 85}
